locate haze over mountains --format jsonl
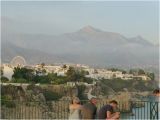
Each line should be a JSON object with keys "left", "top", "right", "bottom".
{"left": 1, "top": 17, "right": 159, "bottom": 68}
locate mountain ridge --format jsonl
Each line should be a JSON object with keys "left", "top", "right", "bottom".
{"left": 1, "top": 23, "right": 158, "bottom": 68}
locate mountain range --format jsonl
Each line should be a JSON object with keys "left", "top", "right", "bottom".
{"left": 1, "top": 18, "right": 159, "bottom": 68}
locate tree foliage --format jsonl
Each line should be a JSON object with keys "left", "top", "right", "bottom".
{"left": 11, "top": 66, "right": 93, "bottom": 84}
{"left": 12, "top": 67, "right": 34, "bottom": 82}
{"left": 1, "top": 76, "right": 9, "bottom": 83}
{"left": 43, "top": 90, "right": 62, "bottom": 101}
{"left": 101, "top": 78, "right": 156, "bottom": 92}
{"left": 138, "top": 69, "right": 145, "bottom": 75}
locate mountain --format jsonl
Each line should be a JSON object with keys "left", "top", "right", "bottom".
{"left": 128, "top": 35, "right": 154, "bottom": 46}
{"left": 1, "top": 19, "right": 159, "bottom": 67}
{"left": 1, "top": 41, "right": 63, "bottom": 64}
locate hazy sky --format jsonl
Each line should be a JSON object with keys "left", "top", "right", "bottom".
{"left": 1, "top": 1, "right": 159, "bottom": 44}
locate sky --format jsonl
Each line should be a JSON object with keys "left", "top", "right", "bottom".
{"left": 1, "top": 1, "right": 159, "bottom": 44}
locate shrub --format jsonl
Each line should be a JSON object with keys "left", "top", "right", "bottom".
{"left": 1, "top": 95, "right": 16, "bottom": 108}
{"left": 1, "top": 76, "right": 9, "bottom": 83}
{"left": 11, "top": 78, "right": 27, "bottom": 83}
{"left": 43, "top": 90, "right": 62, "bottom": 101}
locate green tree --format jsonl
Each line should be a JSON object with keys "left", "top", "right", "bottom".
{"left": 43, "top": 90, "right": 62, "bottom": 101}
{"left": 66, "top": 67, "right": 87, "bottom": 83}
{"left": 147, "top": 72, "right": 155, "bottom": 80}
{"left": 11, "top": 78, "right": 27, "bottom": 83}
{"left": 42, "top": 69, "right": 47, "bottom": 75}
{"left": 41, "top": 63, "right": 45, "bottom": 68}
{"left": 1, "top": 76, "right": 9, "bottom": 83}
{"left": 129, "top": 69, "right": 137, "bottom": 75}
{"left": 94, "top": 69, "right": 98, "bottom": 74}
{"left": 122, "top": 70, "right": 127, "bottom": 74}
{"left": 0, "top": 67, "right": 4, "bottom": 76}
{"left": 12, "top": 67, "right": 34, "bottom": 82}
{"left": 1, "top": 95, "right": 15, "bottom": 108}
{"left": 62, "top": 64, "right": 67, "bottom": 69}
{"left": 66, "top": 67, "right": 77, "bottom": 82}
{"left": 34, "top": 75, "right": 50, "bottom": 84}
{"left": 138, "top": 69, "right": 145, "bottom": 75}
{"left": 47, "top": 73, "right": 57, "bottom": 81}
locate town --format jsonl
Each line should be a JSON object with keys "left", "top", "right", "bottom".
{"left": 1, "top": 56, "right": 154, "bottom": 84}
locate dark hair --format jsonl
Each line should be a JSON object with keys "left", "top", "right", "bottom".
{"left": 153, "top": 89, "right": 159, "bottom": 94}
{"left": 109, "top": 100, "right": 118, "bottom": 105}
{"left": 90, "top": 97, "right": 96, "bottom": 101}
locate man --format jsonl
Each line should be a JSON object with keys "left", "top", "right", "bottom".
{"left": 81, "top": 97, "right": 97, "bottom": 119}
{"left": 153, "top": 89, "right": 160, "bottom": 97}
{"left": 152, "top": 89, "right": 160, "bottom": 119}
{"left": 98, "top": 100, "right": 120, "bottom": 120}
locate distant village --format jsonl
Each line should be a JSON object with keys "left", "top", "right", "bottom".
{"left": 1, "top": 56, "right": 152, "bottom": 82}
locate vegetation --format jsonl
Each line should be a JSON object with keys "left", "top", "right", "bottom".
{"left": 138, "top": 69, "right": 145, "bottom": 75}
{"left": 146, "top": 72, "right": 155, "bottom": 80}
{"left": 12, "top": 67, "right": 34, "bottom": 82}
{"left": 0, "top": 67, "right": 9, "bottom": 83}
{"left": 1, "top": 95, "right": 16, "bottom": 108}
{"left": 11, "top": 66, "right": 93, "bottom": 84}
{"left": 1, "top": 67, "right": 3, "bottom": 76}
{"left": 43, "top": 90, "right": 62, "bottom": 101}
{"left": 108, "top": 68, "right": 127, "bottom": 73}
{"left": 101, "top": 78, "right": 156, "bottom": 92}
{"left": 1, "top": 85, "right": 24, "bottom": 107}
{"left": 77, "top": 85, "right": 87, "bottom": 100}
{"left": 1, "top": 76, "right": 9, "bottom": 83}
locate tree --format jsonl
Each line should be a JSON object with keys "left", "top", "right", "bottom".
{"left": 66, "top": 67, "right": 77, "bottom": 82}
{"left": 147, "top": 72, "right": 155, "bottom": 80}
{"left": 129, "top": 69, "right": 137, "bottom": 75}
{"left": 108, "top": 68, "right": 119, "bottom": 72}
{"left": 113, "top": 74, "right": 116, "bottom": 78}
{"left": 66, "top": 67, "right": 86, "bottom": 82}
{"left": 47, "top": 73, "right": 57, "bottom": 81}
{"left": 138, "top": 69, "right": 145, "bottom": 75}
{"left": 42, "top": 69, "right": 47, "bottom": 75}
{"left": 11, "top": 78, "right": 27, "bottom": 83}
{"left": 62, "top": 64, "right": 67, "bottom": 69}
{"left": 81, "top": 70, "right": 89, "bottom": 75}
{"left": 12, "top": 67, "right": 34, "bottom": 82}
{"left": 0, "top": 67, "right": 4, "bottom": 76}
{"left": 41, "top": 63, "right": 45, "bottom": 68}
{"left": 94, "top": 69, "right": 98, "bottom": 74}
{"left": 34, "top": 75, "right": 50, "bottom": 84}
{"left": 1, "top": 76, "right": 9, "bottom": 83}
{"left": 122, "top": 71, "right": 127, "bottom": 74}
{"left": 43, "top": 90, "right": 62, "bottom": 101}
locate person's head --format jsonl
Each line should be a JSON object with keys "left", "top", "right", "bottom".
{"left": 72, "top": 97, "right": 80, "bottom": 104}
{"left": 153, "top": 89, "right": 160, "bottom": 96}
{"left": 90, "top": 97, "right": 97, "bottom": 105}
{"left": 109, "top": 100, "right": 118, "bottom": 109}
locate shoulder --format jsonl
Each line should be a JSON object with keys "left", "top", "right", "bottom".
{"left": 106, "top": 105, "right": 113, "bottom": 111}
{"left": 69, "top": 104, "right": 74, "bottom": 109}
{"left": 82, "top": 103, "right": 89, "bottom": 108}
{"left": 77, "top": 104, "right": 82, "bottom": 109}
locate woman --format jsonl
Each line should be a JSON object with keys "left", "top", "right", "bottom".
{"left": 69, "top": 97, "right": 82, "bottom": 120}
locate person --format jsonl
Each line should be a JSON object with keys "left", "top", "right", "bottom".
{"left": 69, "top": 97, "right": 82, "bottom": 120}
{"left": 98, "top": 100, "right": 120, "bottom": 120}
{"left": 152, "top": 89, "right": 160, "bottom": 119}
{"left": 153, "top": 89, "right": 160, "bottom": 97}
{"left": 81, "top": 97, "right": 97, "bottom": 119}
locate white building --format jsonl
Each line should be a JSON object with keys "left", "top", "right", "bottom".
{"left": 1, "top": 64, "right": 14, "bottom": 80}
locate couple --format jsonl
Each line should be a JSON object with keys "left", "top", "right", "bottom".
{"left": 69, "top": 97, "right": 97, "bottom": 119}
